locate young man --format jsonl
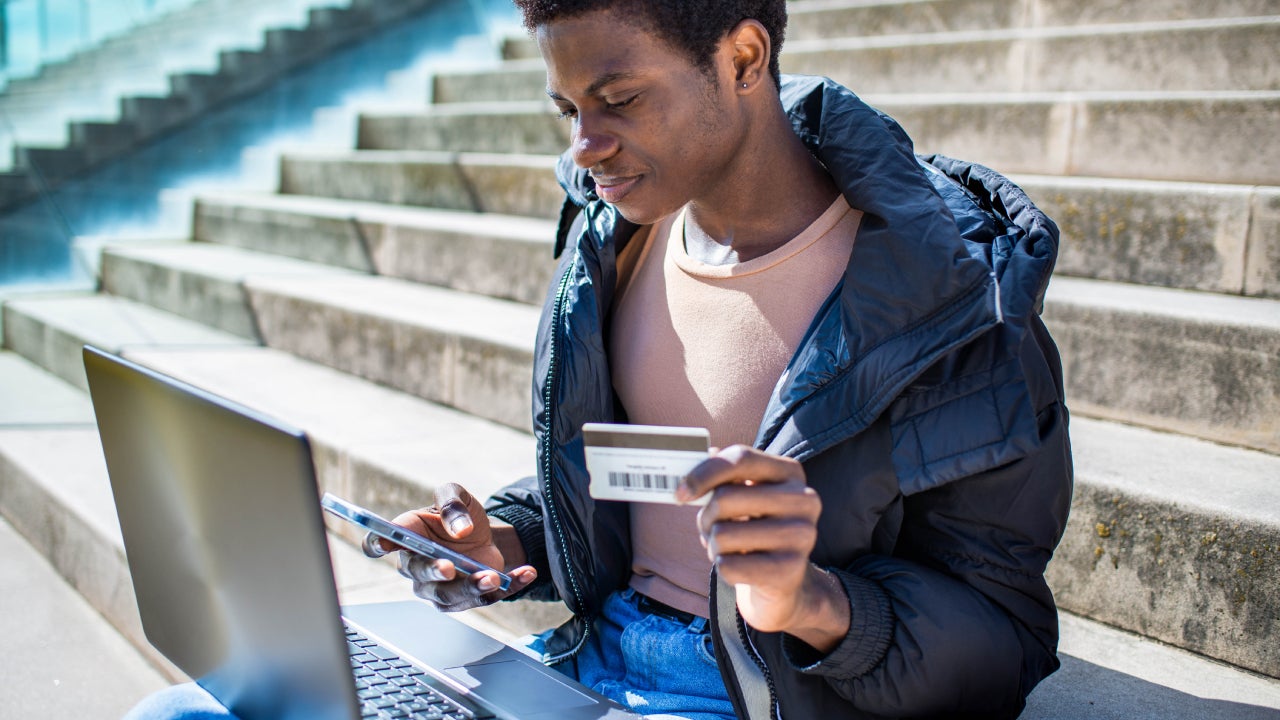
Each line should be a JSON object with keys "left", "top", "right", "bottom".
{"left": 391, "top": 2, "right": 1073, "bottom": 719}
{"left": 127, "top": 1, "right": 1071, "bottom": 718}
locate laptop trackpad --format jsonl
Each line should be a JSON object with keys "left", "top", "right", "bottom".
{"left": 445, "top": 661, "right": 596, "bottom": 715}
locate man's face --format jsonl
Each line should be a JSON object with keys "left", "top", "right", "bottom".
{"left": 538, "top": 9, "right": 743, "bottom": 225}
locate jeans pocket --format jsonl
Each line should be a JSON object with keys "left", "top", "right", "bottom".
{"left": 695, "top": 631, "right": 718, "bottom": 667}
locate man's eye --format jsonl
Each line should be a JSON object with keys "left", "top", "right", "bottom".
{"left": 555, "top": 107, "right": 578, "bottom": 121}
{"left": 605, "top": 95, "right": 638, "bottom": 111}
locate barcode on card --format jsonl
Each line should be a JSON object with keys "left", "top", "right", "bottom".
{"left": 607, "top": 471, "right": 681, "bottom": 492}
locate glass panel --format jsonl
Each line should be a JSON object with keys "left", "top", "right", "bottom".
{"left": 0, "top": 0, "right": 517, "bottom": 287}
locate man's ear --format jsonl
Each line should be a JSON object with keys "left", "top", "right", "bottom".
{"left": 725, "top": 19, "right": 771, "bottom": 93}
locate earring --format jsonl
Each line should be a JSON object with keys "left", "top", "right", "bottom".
{"left": 741, "top": 83, "right": 748, "bottom": 88}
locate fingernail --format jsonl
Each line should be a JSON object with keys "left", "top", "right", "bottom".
{"left": 448, "top": 517, "right": 471, "bottom": 535}
{"left": 477, "top": 575, "right": 498, "bottom": 591}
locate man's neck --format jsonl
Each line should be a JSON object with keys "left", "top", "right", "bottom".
{"left": 683, "top": 106, "right": 839, "bottom": 265}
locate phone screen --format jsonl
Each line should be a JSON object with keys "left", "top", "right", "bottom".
{"left": 321, "top": 493, "right": 512, "bottom": 592}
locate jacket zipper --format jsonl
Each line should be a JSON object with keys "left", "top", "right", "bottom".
{"left": 737, "top": 609, "right": 781, "bottom": 720}
{"left": 541, "top": 254, "right": 590, "bottom": 665}
{"left": 728, "top": 440, "right": 812, "bottom": 719}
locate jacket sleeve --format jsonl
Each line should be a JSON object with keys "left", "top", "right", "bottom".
{"left": 780, "top": 392, "right": 1072, "bottom": 718}
{"left": 485, "top": 477, "right": 561, "bottom": 603}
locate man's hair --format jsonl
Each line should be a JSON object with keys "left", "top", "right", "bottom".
{"left": 514, "top": 0, "right": 787, "bottom": 86}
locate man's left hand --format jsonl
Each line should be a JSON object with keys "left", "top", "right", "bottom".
{"left": 678, "top": 445, "right": 850, "bottom": 654}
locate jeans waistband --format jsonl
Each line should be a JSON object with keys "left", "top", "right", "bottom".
{"left": 633, "top": 591, "right": 708, "bottom": 631}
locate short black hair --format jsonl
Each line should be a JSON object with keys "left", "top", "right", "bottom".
{"left": 514, "top": 0, "right": 787, "bottom": 86}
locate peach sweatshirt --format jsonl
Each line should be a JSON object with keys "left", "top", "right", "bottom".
{"left": 610, "top": 195, "right": 862, "bottom": 618}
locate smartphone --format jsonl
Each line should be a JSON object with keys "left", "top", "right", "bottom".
{"left": 320, "top": 493, "right": 512, "bottom": 592}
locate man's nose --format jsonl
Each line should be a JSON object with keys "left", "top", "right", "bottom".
{"left": 570, "top": 114, "right": 619, "bottom": 169}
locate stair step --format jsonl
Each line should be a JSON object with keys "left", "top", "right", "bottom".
{"left": 0, "top": 0, "right": 445, "bottom": 211}
{"left": 0, "top": 516, "right": 167, "bottom": 717}
{"left": 1044, "top": 276, "right": 1280, "bottom": 454}
{"left": 332, "top": 131, "right": 1280, "bottom": 297}
{"left": 457, "top": 18, "right": 1280, "bottom": 103}
{"left": 124, "top": 345, "right": 536, "bottom": 523}
{"left": 0, "top": 350, "right": 95, "bottom": 428}
{"left": 0, "top": 345, "right": 538, "bottom": 682}
{"left": 494, "top": 16, "right": 1280, "bottom": 97}
{"left": 100, "top": 241, "right": 359, "bottom": 340}
{"left": 242, "top": 273, "right": 539, "bottom": 431}
{"left": 877, "top": 91, "right": 1280, "bottom": 186}
{"left": 1048, "top": 416, "right": 1280, "bottom": 679}
{"left": 358, "top": 103, "right": 568, "bottom": 154}
{"left": 1015, "top": 176, "right": 1279, "bottom": 299}
{"left": 277, "top": 150, "right": 562, "bottom": 218}
{"left": 358, "top": 92, "right": 1280, "bottom": 186}
{"left": 1, "top": 344, "right": 1277, "bottom": 684}
{"left": 1, "top": 293, "right": 254, "bottom": 390}
{"left": 498, "top": 0, "right": 1280, "bottom": 59}
{"left": 191, "top": 191, "right": 557, "bottom": 305}
{"left": 1024, "top": 611, "right": 1280, "bottom": 717}
{"left": 786, "top": 17, "right": 1280, "bottom": 94}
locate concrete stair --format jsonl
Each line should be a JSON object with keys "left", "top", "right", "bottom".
{"left": 2, "top": 346, "right": 1275, "bottom": 716}
{"left": 0, "top": 0, "right": 445, "bottom": 212}
{"left": 2, "top": 0, "right": 1279, "bottom": 713}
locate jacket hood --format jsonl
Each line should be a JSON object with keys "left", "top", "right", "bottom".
{"left": 761, "top": 76, "right": 1060, "bottom": 461}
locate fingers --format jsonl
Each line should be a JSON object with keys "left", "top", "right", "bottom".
{"left": 700, "top": 516, "right": 819, "bottom": 559}
{"left": 375, "top": 484, "right": 482, "bottom": 553}
{"left": 399, "top": 552, "right": 538, "bottom": 612}
{"left": 715, "top": 550, "right": 811, "bottom": 588}
{"left": 696, "top": 480, "right": 820, "bottom": 532}
{"left": 678, "top": 445, "right": 805, "bottom": 503}
{"left": 435, "top": 483, "right": 478, "bottom": 539}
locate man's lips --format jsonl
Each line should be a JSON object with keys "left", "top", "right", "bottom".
{"left": 592, "top": 174, "right": 641, "bottom": 204}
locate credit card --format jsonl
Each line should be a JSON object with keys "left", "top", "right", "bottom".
{"left": 583, "top": 423, "right": 710, "bottom": 505}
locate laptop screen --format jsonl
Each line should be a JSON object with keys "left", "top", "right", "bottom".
{"left": 84, "top": 346, "right": 361, "bottom": 720}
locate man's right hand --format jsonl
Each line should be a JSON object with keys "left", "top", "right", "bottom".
{"left": 375, "top": 483, "right": 537, "bottom": 612}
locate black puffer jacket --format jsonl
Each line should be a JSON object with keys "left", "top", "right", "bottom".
{"left": 487, "top": 75, "right": 1073, "bottom": 719}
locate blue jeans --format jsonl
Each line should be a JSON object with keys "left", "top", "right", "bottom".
{"left": 122, "top": 590, "right": 734, "bottom": 720}
{"left": 531, "top": 589, "right": 735, "bottom": 720}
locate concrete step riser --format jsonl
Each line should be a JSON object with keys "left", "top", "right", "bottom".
{"left": 99, "top": 253, "right": 261, "bottom": 341}
{"left": 193, "top": 201, "right": 376, "bottom": 273}
{"left": 498, "top": 0, "right": 1280, "bottom": 58}
{"left": 269, "top": 158, "right": 1280, "bottom": 299}
{"left": 4, "top": 297, "right": 1278, "bottom": 675}
{"left": 1046, "top": 420, "right": 1280, "bottom": 678}
{"left": 1044, "top": 302, "right": 1280, "bottom": 454}
{"left": 0, "top": 296, "right": 254, "bottom": 390}
{"left": 431, "top": 67, "right": 546, "bottom": 104}
{"left": 1023, "top": 179, "right": 1280, "bottom": 299}
{"left": 246, "top": 287, "right": 535, "bottom": 433}
{"left": 278, "top": 154, "right": 564, "bottom": 219}
{"left": 358, "top": 113, "right": 570, "bottom": 157}
{"left": 887, "top": 95, "right": 1280, "bottom": 187}
{"left": 357, "top": 97, "right": 1280, "bottom": 186}
{"left": 2, "top": 306, "right": 97, "bottom": 391}
{"left": 193, "top": 200, "right": 557, "bottom": 306}
{"left": 1053, "top": 483, "right": 1280, "bottom": 679}
{"left": 474, "top": 23, "right": 1280, "bottom": 102}
{"left": 0, "top": 433, "right": 168, "bottom": 675}
{"left": 784, "top": 23, "right": 1280, "bottom": 94}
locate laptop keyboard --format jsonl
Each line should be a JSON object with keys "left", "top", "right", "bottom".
{"left": 346, "top": 626, "right": 494, "bottom": 720}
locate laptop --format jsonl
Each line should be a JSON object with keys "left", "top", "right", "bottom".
{"left": 83, "top": 346, "right": 636, "bottom": 720}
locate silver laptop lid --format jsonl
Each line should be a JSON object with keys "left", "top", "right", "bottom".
{"left": 84, "top": 346, "right": 360, "bottom": 720}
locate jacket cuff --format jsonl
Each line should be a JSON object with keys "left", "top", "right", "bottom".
{"left": 486, "top": 503, "right": 549, "bottom": 598}
{"left": 783, "top": 569, "right": 894, "bottom": 678}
